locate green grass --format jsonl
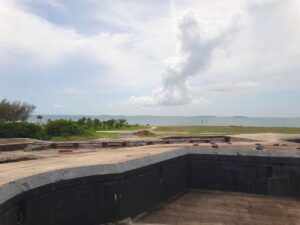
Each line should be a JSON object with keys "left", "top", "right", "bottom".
{"left": 50, "top": 125, "right": 300, "bottom": 141}
{"left": 96, "top": 124, "right": 150, "bottom": 131}
{"left": 155, "top": 126, "right": 300, "bottom": 135}
{"left": 50, "top": 132, "right": 121, "bottom": 141}
{"left": 49, "top": 125, "right": 151, "bottom": 141}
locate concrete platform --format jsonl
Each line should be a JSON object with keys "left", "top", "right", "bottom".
{"left": 2, "top": 144, "right": 300, "bottom": 225}
{"left": 134, "top": 190, "right": 300, "bottom": 225}
{"left": 1, "top": 142, "right": 300, "bottom": 186}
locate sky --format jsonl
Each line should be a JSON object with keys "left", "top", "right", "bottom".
{"left": 0, "top": 0, "right": 299, "bottom": 117}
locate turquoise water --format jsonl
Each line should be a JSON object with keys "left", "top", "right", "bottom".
{"left": 29, "top": 115, "right": 300, "bottom": 127}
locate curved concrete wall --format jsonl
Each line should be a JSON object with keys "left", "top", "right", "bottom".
{"left": 1, "top": 148, "right": 300, "bottom": 225}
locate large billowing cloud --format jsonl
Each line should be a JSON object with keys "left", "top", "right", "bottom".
{"left": 130, "top": 9, "right": 242, "bottom": 107}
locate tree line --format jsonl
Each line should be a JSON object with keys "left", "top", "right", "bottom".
{"left": 0, "top": 99, "right": 132, "bottom": 139}
{"left": 77, "top": 117, "right": 128, "bottom": 129}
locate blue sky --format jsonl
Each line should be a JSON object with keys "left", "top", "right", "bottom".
{"left": 0, "top": 0, "right": 299, "bottom": 116}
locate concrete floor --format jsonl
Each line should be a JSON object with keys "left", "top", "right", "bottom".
{"left": 134, "top": 190, "right": 300, "bottom": 225}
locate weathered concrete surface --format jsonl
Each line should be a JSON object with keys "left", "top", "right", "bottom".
{"left": 1, "top": 142, "right": 300, "bottom": 186}
{"left": 134, "top": 190, "right": 300, "bottom": 225}
{"left": 0, "top": 139, "right": 43, "bottom": 151}
{"left": 0, "top": 144, "right": 192, "bottom": 186}
{"left": 231, "top": 133, "right": 300, "bottom": 143}
{"left": 0, "top": 136, "right": 231, "bottom": 152}
{"left": 0, "top": 139, "right": 39, "bottom": 145}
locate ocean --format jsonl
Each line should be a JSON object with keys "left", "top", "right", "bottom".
{"left": 29, "top": 115, "right": 300, "bottom": 127}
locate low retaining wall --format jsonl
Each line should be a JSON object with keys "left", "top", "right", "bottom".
{"left": 1, "top": 148, "right": 300, "bottom": 225}
{"left": 0, "top": 136, "right": 231, "bottom": 152}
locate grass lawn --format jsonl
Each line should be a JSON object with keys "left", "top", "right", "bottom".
{"left": 49, "top": 125, "right": 300, "bottom": 141}
{"left": 50, "top": 125, "right": 150, "bottom": 141}
{"left": 96, "top": 124, "right": 150, "bottom": 131}
{"left": 50, "top": 132, "right": 121, "bottom": 141}
{"left": 155, "top": 126, "right": 300, "bottom": 135}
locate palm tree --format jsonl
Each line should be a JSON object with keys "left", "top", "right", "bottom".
{"left": 37, "top": 115, "right": 43, "bottom": 125}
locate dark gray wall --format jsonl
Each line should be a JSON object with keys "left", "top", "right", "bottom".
{"left": 1, "top": 149, "right": 300, "bottom": 225}
{"left": 190, "top": 154, "right": 300, "bottom": 196}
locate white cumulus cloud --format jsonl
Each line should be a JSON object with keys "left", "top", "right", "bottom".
{"left": 0, "top": 0, "right": 141, "bottom": 72}
{"left": 130, "top": 9, "right": 242, "bottom": 107}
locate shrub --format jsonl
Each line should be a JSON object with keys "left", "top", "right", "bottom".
{"left": 45, "top": 120, "right": 87, "bottom": 137}
{"left": 0, "top": 122, "right": 41, "bottom": 139}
